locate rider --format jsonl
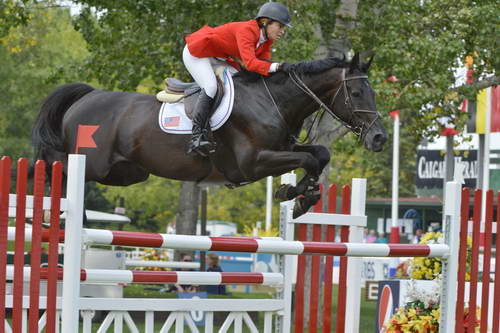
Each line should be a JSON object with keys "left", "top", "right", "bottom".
{"left": 183, "top": 2, "right": 292, "bottom": 156}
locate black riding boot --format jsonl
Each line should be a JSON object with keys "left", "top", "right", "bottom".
{"left": 187, "top": 89, "right": 215, "bottom": 157}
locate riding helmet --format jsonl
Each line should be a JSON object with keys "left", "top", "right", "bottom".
{"left": 256, "top": 2, "right": 292, "bottom": 27}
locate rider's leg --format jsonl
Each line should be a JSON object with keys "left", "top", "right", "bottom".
{"left": 183, "top": 45, "right": 217, "bottom": 156}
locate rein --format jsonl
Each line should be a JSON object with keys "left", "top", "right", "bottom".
{"left": 261, "top": 68, "right": 380, "bottom": 143}
{"left": 289, "top": 69, "right": 380, "bottom": 141}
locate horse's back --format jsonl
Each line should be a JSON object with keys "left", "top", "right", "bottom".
{"left": 62, "top": 90, "right": 160, "bottom": 184}
{"left": 62, "top": 89, "right": 216, "bottom": 185}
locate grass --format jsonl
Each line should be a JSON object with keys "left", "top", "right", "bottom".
{"left": 78, "top": 284, "right": 377, "bottom": 332}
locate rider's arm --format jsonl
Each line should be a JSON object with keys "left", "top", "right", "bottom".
{"left": 235, "top": 25, "right": 273, "bottom": 76}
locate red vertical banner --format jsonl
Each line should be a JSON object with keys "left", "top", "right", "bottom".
{"left": 12, "top": 158, "right": 28, "bottom": 333}
{"left": 28, "top": 161, "right": 46, "bottom": 333}
{"left": 0, "top": 157, "right": 12, "bottom": 332}
{"left": 336, "top": 185, "right": 351, "bottom": 333}
{"left": 46, "top": 161, "right": 63, "bottom": 333}
{"left": 490, "top": 86, "right": 500, "bottom": 132}
{"left": 455, "top": 188, "right": 470, "bottom": 333}
{"left": 322, "top": 184, "right": 337, "bottom": 333}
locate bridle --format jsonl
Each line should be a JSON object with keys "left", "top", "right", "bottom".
{"left": 288, "top": 69, "right": 381, "bottom": 140}
{"left": 261, "top": 68, "right": 381, "bottom": 142}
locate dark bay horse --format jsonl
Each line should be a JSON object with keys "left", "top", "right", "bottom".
{"left": 32, "top": 53, "right": 387, "bottom": 217}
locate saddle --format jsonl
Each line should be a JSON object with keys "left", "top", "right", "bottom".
{"left": 157, "top": 68, "right": 225, "bottom": 120}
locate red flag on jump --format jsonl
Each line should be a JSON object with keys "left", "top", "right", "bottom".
{"left": 75, "top": 125, "right": 99, "bottom": 154}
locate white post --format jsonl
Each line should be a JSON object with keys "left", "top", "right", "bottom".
{"left": 279, "top": 173, "right": 296, "bottom": 333}
{"left": 390, "top": 110, "right": 400, "bottom": 243}
{"left": 439, "top": 181, "right": 461, "bottom": 332}
{"left": 481, "top": 87, "right": 492, "bottom": 225}
{"left": 61, "top": 154, "right": 86, "bottom": 333}
{"left": 266, "top": 176, "right": 273, "bottom": 231}
{"left": 345, "top": 178, "right": 366, "bottom": 333}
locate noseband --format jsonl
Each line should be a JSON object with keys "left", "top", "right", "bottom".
{"left": 288, "top": 69, "right": 381, "bottom": 141}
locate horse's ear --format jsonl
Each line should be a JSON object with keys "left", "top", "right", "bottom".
{"left": 360, "top": 51, "right": 375, "bottom": 73}
{"left": 349, "top": 53, "right": 360, "bottom": 73}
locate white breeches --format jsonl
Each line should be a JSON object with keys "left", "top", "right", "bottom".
{"left": 183, "top": 45, "right": 237, "bottom": 98}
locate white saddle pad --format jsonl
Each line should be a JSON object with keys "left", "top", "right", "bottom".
{"left": 158, "top": 69, "right": 234, "bottom": 134}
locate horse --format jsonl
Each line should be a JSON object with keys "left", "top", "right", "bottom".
{"left": 32, "top": 52, "right": 387, "bottom": 217}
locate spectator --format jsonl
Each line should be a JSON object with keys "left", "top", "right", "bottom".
{"left": 366, "top": 229, "right": 377, "bottom": 243}
{"left": 167, "top": 254, "right": 198, "bottom": 293}
{"left": 206, "top": 253, "right": 226, "bottom": 295}
{"left": 413, "top": 229, "right": 424, "bottom": 244}
{"left": 375, "top": 232, "right": 388, "bottom": 244}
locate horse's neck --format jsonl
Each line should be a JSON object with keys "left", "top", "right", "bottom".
{"left": 278, "top": 71, "right": 339, "bottom": 132}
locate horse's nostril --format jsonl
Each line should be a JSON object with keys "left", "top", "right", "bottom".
{"left": 373, "top": 133, "right": 387, "bottom": 145}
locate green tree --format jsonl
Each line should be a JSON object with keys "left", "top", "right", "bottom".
{"left": 99, "top": 176, "right": 181, "bottom": 232}
{"left": 351, "top": 0, "right": 499, "bottom": 139}
{"left": 0, "top": 0, "right": 30, "bottom": 38}
{"left": 72, "top": 0, "right": 320, "bottom": 90}
{"left": 0, "top": 4, "right": 89, "bottom": 158}
{"left": 323, "top": 0, "right": 499, "bottom": 197}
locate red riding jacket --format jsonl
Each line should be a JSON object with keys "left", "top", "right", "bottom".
{"left": 185, "top": 19, "right": 274, "bottom": 76}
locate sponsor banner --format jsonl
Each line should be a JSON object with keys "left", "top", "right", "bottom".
{"left": 376, "top": 281, "right": 400, "bottom": 332}
{"left": 416, "top": 150, "right": 477, "bottom": 189}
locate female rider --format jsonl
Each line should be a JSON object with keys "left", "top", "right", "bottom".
{"left": 183, "top": 2, "right": 292, "bottom": 156}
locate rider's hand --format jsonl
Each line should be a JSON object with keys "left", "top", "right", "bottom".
{"left": 278, "top": 62, "right": 294, "bottom": 73}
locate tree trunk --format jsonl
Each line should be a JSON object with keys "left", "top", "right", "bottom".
{"left": 174, "top": 181, "right": 200, "bottom": 261}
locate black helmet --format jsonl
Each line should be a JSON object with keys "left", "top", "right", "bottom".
{"left": 256, "top": 2, "right": 292, "bottom": 28}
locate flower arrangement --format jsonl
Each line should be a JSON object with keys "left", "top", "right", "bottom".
{"left": 135, "top": 248, "right": 170, "bottom": 271}
{"left": 410, "top": 232, "right": 472, "bottom": 281}
{"left": 384, "top": 280, "right": 440, "bottom": 332}
{"left": 383, "top": 280, "right": 481, "bottom": 332}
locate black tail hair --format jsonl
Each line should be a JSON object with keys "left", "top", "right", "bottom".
{"left": 32, "top": 83, "right": 95, "bottom": 160}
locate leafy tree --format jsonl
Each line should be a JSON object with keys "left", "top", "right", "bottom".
{"left": 72, "top": 0, "right": 320, "bottom": 90}
{"left": 312, "top": 0, "right": 499, "bottom": 197}
{"left": 206, "top": 178, "right": 282, "bottom": 232}
{"left": 351, "top": 0, "right": 499, "bottom": 140}
{"left": 0, "top": 0, "right": 30, "bottom": 38}
{"left": 0, "top": 4, "right": 89, "bottom": 158}
{"left": 99, "top": 176, "right": 181, "bottom": 232}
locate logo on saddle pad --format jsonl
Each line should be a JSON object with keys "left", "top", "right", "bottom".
{"left": 157, "top": 69, "right": 235, "bottom": 134}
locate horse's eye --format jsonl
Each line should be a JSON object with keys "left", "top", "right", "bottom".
{"left": 352, "top": 91, "right": 361, "bottom": 98}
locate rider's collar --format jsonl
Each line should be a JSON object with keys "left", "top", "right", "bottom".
{"left": 257, "top": 28, "right": 268, "bottom": 48}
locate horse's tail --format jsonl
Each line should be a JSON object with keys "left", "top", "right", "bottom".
{"left": 32, "top": 83, "right": 95, "bottom": 160}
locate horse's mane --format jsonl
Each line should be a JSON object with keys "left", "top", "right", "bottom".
{"left": 290, "top": 56, "right": 348, "bottom": 74}
{"left": 233, "top": 57, "right": 347, "bottom": 84}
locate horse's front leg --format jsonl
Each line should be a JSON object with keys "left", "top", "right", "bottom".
{"left": 274, "top": 144, "right": 330, "bottom": 199}
{"left": 274, "top": 144, "right": 330, "bottom": 217}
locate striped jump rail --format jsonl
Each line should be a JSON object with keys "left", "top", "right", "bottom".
{"left": 5, "top": 267, "right": 283, "bottom": 286}
{"left": 81, "top": 229, "right": 449, "bottom": 257}
{"left": 7, "top": 226, "right": 449, "bottom": 257}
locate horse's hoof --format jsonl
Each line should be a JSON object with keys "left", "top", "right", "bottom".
{"left": 292, "top": 192, "right": 320, "bottom": 218}
{"left": 292, "top": 197, "right": 307, "bottom": 218}
{"left": 275, "top": 184, "right": 292, "bottom": 201}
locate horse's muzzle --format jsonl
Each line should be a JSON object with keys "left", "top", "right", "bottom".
{"left": 365, "top": 131, "right": 387, "bottom": 152}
